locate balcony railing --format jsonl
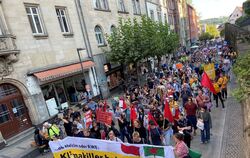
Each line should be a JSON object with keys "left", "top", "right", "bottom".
{"left": 0, "top": 35, "right": 19, "bottom": 55}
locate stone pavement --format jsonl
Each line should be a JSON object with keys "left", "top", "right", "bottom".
{"left": 191, "top": 73, "right": 244, "bottom": 158}
{"left": 220, "top": 74, "right": 244, "bottom": 158}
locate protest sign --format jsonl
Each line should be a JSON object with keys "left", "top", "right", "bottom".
{"left": 84, "top": 110, "right": 92, "bottom": 128}
{"left": 49, "top": 137, "right": 175, "bottom": 158}
{"left": 96, "top": 110, "right": 112, "bottom": 125}
{"left": 204, "top": 63, "right": 216, "bottom": 80}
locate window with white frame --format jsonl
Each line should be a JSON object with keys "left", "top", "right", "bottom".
{"left": 150, "top": 10, "right": 154, "bottom": 21}
{"left": 132, "top": 0, "right": 141, "bottom": 14}
{"left": 94, "top": 0, "right": 109, "bottom": 10}
{"left": 95, "top": 26, "right": 105, "bottom": 46}
{"left": 25, "top": 5, "right": 45, "bottom": 35}
{"left": 118, "top": 0, "right": 126, "bottom": 12}
{"left": 56, "top": 8, "right": 71, "bottom": 33}
{"left": 157, "top": 12, "right": 162, "bottom": 22}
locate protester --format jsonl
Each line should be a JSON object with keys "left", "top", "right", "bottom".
{"left": 132, "top": 131, "right": 144, "bottom": 144}
{"left": 184, "top": 98, "right": 198, "bottom": 135}
{"left": 108, "top": 130, "right": 123, "bottom": 142}
{"left": 176, "top": 114, "right": 192, "bottom": 148}
{"left": 148, "top": 120, "right": 162, "bottom": 145}
{"left": 197, "top": 106, "right": 212, "bottom": 144}
{"left": 173, "top": 133, "right": 189, "bottom": 158}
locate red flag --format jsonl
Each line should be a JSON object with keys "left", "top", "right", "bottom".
{"left": 148, "top": 112, "right": 158, "bottom": 127}
{"left": 130, "top": 105, "right": 137, "bottom": 122}
{"left": 122, "top": 100, "right": 127, "bottom": 109}
{"left": 164, "top": 101, "right": 174, "bottom": 123}
{"left": 121, "top": 144, "right": 140, "bottom": 156}
{"left": 201, "top": 72, "right": 216, "bottom": 94}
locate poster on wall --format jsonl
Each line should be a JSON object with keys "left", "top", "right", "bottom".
{"left": 46, "top": 98, "right": 59, "bottom": 116}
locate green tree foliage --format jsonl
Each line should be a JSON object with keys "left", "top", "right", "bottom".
{"left": 106, "top": 16, "right": 179, "bottom": 65}
{"left": 233, "top": 52, "right": 250, "bottom": 101}
{"left": 206, "top": 24, "right": 220, "bottom": 38}
{"left": 199, "top": 32, "right": 213, "bottom": 41}
{"left": 243, "top": 0, "right": 250, "bottom": 16}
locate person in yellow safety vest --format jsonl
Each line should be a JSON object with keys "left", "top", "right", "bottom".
{"left": 43, "top": 122, "right": 60, "bottom": 140}
{"left": 217, "top": 73, "right": 229, "bottom": 99}
{"left": 213, "top": 81, "right": 225, "bottom": 108}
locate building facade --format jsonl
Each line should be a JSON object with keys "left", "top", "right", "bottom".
{"left": 228, "top": 6, "right": 243, "bottom": 24}
{"left": 78, "top": 0, "right": 147, "bottom": 98}
{"left": 187, "top": 4, "right": 199, "bottom": 44}
{"left": 0, "top": 0, "right": 99, "bottom": 140}
{"left": 177, "top": 0, "right": 190, "bottom": 47}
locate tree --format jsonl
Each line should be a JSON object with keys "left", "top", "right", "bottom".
{"left": 106, "top": 16, "right": 179, "bottom": 75}
{"left": 233, "top": 51, "right": 250, "bottom": 101}
{"left": 199, "top": 32, "right": 213, "bottom": 41}
{"left": 220, "top": 28, "right": 225, "bottom": 37}
{"left": 206, "top": 24, "right": 219, "bottom": 38}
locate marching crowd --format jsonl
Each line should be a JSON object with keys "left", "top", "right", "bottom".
{"left": 34, "top": 42, "right": 237, "bottom": 158}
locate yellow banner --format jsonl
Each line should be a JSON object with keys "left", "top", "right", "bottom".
{"left": 204, "top": 63, "right": 215, "bottom": 80}
{"left": 54, "top": 149, "right": 139, "bottom": 158}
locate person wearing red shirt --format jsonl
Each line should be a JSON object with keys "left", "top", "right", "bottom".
{"left": 184, "top": 98, "right": 198, "bottom": 135}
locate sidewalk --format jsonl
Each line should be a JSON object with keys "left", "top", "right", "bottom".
{"left": 0, "top": 87, "right": 124, "bottom": 158}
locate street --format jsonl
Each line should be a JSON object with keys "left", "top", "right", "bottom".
{"left": 35, "top": 73, "right": 245, "bottom": 158}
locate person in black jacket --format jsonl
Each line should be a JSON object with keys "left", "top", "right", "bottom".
{"left": 118, "top": 113, "right": 131, "bottom": 143}
{"left": 148, "top": 120, "right": 162, "bottom": 145}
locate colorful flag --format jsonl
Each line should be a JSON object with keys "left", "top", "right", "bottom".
{"left": 144, "top": 146, "right": 165, "bottom": 157}
{"left": 164, "top": 101, "right": 174, "bottom": 123}
{"left": 201, "top": 72, "right": 216, "bottom": 94}
{"left": 121, "top": 144, "right": 140, "bottom": 156}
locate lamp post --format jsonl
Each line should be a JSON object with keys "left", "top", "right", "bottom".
{"left": 77, "top": 48, "right": 86, "bottom": 77}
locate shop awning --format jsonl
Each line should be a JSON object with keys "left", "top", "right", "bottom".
{"left": 33, "top": 61, "right": 95, "bottom": 82}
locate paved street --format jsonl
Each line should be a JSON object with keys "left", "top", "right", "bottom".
{"left": 35, "top": 74, "right": 245, "bottom": 158}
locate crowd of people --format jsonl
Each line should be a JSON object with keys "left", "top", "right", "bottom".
{"left": 34, "top": 42, "right": 237, "bottom": 158}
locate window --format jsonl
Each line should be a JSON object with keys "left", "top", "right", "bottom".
{"left": 110, "top": 25, "right": 116, "bottom": 33}
{"left": 95, "top": 26, "right": 105, "bottom": 46}
{"left": 56, "top": 8, "right": 71, "bottom": 33}
{"left": 150, "top": 10, "right": 154, "bottom": 21}
{"left": 25, "top": 5, "right": 45, "bottom": 35}
{"left": 0, "top": 104, "right": 10, "bottom": 124}
{"left": 94, "top": 0, "right": 109, "bottom": 10}
{"left": 118, "top": 0, "right": 126, "bottom": 12}
{"left": 164, "top": 13, "right": 167, "bottom": 23}
{"left": 157, "top": 12, "right": 162, "bottom": 22}
{"left": 132, "top": 0, "right": 141, "bottom": 15}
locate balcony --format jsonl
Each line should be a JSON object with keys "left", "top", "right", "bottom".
{"left": 0, "top": 34, "right": 20, "bottom": 56}
{"left": 0, "top": 34, "right": 20, "bottom": 78}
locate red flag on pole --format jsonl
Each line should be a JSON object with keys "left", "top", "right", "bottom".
{"left": 164, "top": 101, "right": 174, "bottom": 123}
{"left": 130, "top": 105, "right": 137, "bottom": 122}
{"left": 201, "top": 72, "right": 216, "bottom": 94}
{"left": 148, "top": 112, "right": 158, "bottom": 127}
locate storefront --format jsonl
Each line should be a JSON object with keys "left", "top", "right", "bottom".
{"left": 32, "top": 60, "right": 98, "bottom": 117}
{"left": 104, "top": 63, "right": 124, "bottom": 90}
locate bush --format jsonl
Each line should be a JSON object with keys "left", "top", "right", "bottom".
{"left": 233, "top": 51, "right": 250, "bottom": 101}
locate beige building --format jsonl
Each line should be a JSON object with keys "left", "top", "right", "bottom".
{"left": 0, "top": 0, "right": 99, "bottom": 140}
{"left": 78, "top": 0, "right": 147, "bottom": 97}
{"left": 177, "top": 0, "right": 190, "bottom": 47}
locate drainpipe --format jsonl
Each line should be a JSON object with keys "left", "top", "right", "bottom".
{"left": 74, "top": 0, "right": 101, "bottom": 97}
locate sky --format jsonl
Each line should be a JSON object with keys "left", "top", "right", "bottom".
{"left": 192, "top": 0, "right": 246, "bottom": 20}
